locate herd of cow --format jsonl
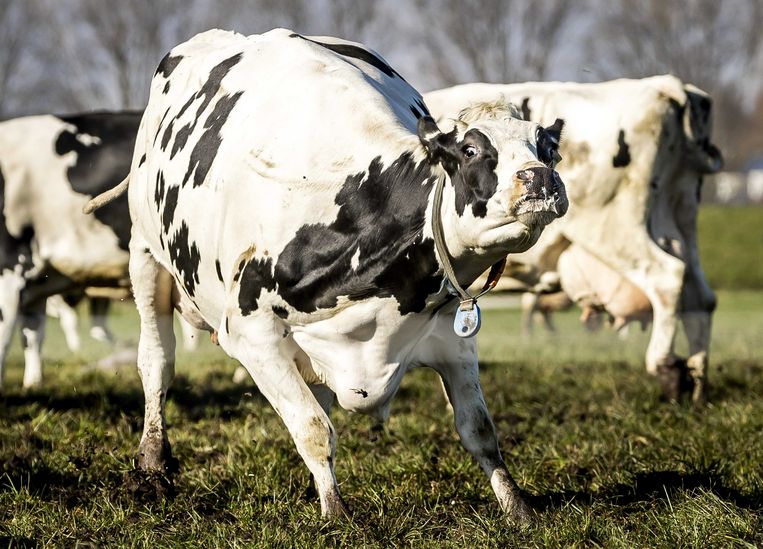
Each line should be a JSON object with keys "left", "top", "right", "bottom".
{"left": 0, "top": 28, "right": 722, "bottom": 523}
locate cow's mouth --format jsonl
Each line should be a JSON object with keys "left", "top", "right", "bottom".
{"left": 515, "top": 183, "right": 568, "bottom": 221}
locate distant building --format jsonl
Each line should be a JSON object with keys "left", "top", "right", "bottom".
{"left": 703, "top": 171, "right": 763, "bottom": 204}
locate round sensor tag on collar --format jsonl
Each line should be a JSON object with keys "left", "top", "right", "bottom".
{"left": 453, "top": 300, "right": 481, "bottom": 338}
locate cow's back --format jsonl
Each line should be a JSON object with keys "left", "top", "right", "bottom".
{"left": 426, "top": 76, "right": 685, "bottom": 211}
{"left": 131, "top": 28, "right": 429, "bottom": 325}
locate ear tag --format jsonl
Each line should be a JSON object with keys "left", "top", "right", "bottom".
{"left": 453, "top": 300, "right": 481, "bottom": 338}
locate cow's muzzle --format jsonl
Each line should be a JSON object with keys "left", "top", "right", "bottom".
{"left": 514, "top": 166, "right": 568, "bottom": 218}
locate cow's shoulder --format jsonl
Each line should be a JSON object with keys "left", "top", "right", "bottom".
{"left": 235, "top": 151, "right": 442, "bottom": 318}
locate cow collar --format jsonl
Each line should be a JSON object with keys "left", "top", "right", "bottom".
{"left": 431, "top": 175, "right": 507, "bottom": 337}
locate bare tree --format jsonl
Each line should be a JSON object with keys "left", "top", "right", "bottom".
{"left": 0, "top": 0, "right": 28, "bottom": 116}
{"left": 414, "top": 0, "right": 574, "bottom": 87}
{"left": 217, "top": 0, "right": 382, "bottom": 42}
{"left": 35, "top": 0, "right": 214, "bottom": 110}
{"left": 588, "top": 0, "right": 763, "bottom": 167}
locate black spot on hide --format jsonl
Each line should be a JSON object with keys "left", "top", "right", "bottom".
{"left": 167, "top": 221, "right": 201, "bottom": 297}
{"left": 272, "top": 305, "right": 288, "bottom": 319}
{"left": 182, "top": 91, "right": 243, "bottom": 188}
{"left": 238, "top": 257, "right": 277, "bottom": 315}
{"left": 170, "top": 54, "right": 242, "bottom": 160}
{"left": 215, "top": 259, "right": 223, "bottom": 283}
{"left": 612, "top": 129, "right": 631, "bottom": 168}
{"left": 162, "top": 186, "right": 179, "bottom": 233}
{"left": 53, "top": 111, "right": 141, "bottom": 251}
{"left": 269, "top": 152, "right": 441, "bottom": 315}
{"left": 520, "top": 97, "right": 531, "bottom": 121}
{"left": 155, "top": 54, "right": 183, "bottom": 78}
{"left": 290, "top": 33, "right": 404, "bottom": 81}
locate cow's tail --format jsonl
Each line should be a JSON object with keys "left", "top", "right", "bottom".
{"left": 83, "top": 176, "right": 129, "bottom": 214}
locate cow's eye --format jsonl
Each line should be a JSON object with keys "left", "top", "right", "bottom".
{"left": 463, "top": 144, "right": 479, "bottom": 158}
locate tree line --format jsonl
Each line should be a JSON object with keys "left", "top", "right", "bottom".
{"left": 1, "top": 0, "right": 761, "bottom": 168}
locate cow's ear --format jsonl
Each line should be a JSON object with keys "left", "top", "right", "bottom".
{"left": 545, "top": 118, "right": 564, "bottom": 146}
{"left": 544, "top": 118, "right": 565, "bottom": 165}
{"left": 417, "top": 116, "right": 458, "bottom": 168}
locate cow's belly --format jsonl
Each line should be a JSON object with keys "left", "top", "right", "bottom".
{"left": 36, "top": 224, "right": 129, "bottom": 285}
{"left": 290, "top": 299, "right": 431, "bottom": 414}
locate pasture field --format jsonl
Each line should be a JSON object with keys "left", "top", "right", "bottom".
{"left": 1, "top": 291, "right": 762, "bottom": 547}
{"left": 698, "top": 205, "right": 763, "bottom": 290}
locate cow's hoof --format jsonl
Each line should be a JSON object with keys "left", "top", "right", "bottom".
{"left": 321, "top": 491, "right": 351, "bottom": 519}
{"left": 138, "top": 437, "right": 179, "bottom": 475}
{"left": 656, "top": 359, "right": 694, "bottom": 402}
{"left": 689, "top": 376, "right": 707, "bottom": 406}
{"left": 506, "top": 496, "right": 534, "bottom": 527}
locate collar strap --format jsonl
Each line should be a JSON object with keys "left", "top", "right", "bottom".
{"left": 431, "top": 175, "right": 506, "bottom": 305}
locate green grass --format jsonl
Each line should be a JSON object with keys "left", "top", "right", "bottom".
{"left": 698, "top": 205, "right": 763, "bottom": 289}
{"left": 1, "top": 291, "right": 762, "bottom": 547}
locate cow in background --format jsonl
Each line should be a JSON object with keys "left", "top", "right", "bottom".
{"left": 0, "top": 111, "right": 139, "bottom": 388}
{"left": 0, "top": 110, "right": 212, "bottom": 388}
{"left": 427, "top": 76, "right": 723, "bottom": 402}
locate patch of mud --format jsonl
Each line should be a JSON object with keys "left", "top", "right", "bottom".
{"left": 121, "top": 468, "right": 176, "bottom": 503}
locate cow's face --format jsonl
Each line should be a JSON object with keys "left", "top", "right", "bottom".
{"left": 683, "top": 85, "right": 723, "bottom": 174}
{"left": 418, "top": 102, "right": 567, "bottom": 257}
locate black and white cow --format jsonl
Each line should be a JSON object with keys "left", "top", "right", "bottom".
{"left": 91, "top": 28, "right": 567, "bottom": 521}
{"left": 0, "top": 111, "right": 138, "bottom": 388}
{"left": 426, "top": 77, "right": 722, "bottom": 402}
{"left": 0, "top": 111, "right": 207, "bottom": 387}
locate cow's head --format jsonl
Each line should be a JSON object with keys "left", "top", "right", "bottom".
{"left": 683, "top": 85, "right": 723, "bottom": 174}
{"left": 418, "top": 100, "right": 567, "bottom": 260}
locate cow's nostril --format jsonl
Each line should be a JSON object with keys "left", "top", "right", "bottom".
{"left": 516, "top": 169, "right": 534, "bottom": 182}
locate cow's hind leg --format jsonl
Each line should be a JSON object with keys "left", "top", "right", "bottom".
{"left": 89, "top": 297, "right": 116, "bottom": 344}
{"left": 680, "top": 268, "right": 717, "bottom": 404}
{"left": 621, "top": 242, "right": 687, "bottom": 401}
{"left": 219, "top": 313, "right": 347, "bottom": 518}
{"left": 130, "top": 245, "right": 177, "bottom": 474}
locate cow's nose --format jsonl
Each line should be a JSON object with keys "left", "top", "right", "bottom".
{"left": 515, "top": 166, "right": 557, "bottom": 196}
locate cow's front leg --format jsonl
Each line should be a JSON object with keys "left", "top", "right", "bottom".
{"left": 47, "top": 294, "right": 82, "bottom": 352}
{"left": 130, "top": 244, "right": 177, "bottom": 473}
{"left": 20, "top": 298, "right": 46, "bottom": 388}
{"left": 0, "top": 269, "right": 24, "bottom": 389}
{"left": 434, "top": 358, "right": 532, "bottom": 524}
{"left": 218, "top": 312, "right": 347, "bottom": 518}
{"left": 680, "top": 265, "right": 717, "bottom": 404}
{"left": 682, "top": 311, "right": 712, "bottom": 404}
{"left": 621, "top": 241, "right": 687, "bottom": 401}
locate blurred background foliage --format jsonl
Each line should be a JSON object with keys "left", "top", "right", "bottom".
{"left": 2, "top": 0, "right": 763, "bottom": 169}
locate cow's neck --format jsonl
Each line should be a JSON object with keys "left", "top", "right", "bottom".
{"left": 429, "top": 170, "right": 507, "bottom": 296}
